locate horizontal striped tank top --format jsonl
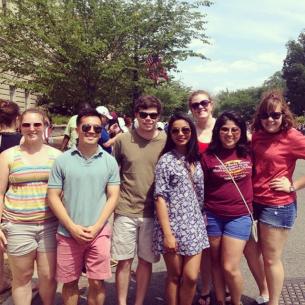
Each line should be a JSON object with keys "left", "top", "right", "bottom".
{"left": 3, "top": 146, "right": 57, "bottom": 223}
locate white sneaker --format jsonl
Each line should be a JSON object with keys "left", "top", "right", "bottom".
{"left": 255, "top": 295, "right": 269, "bottom": 304}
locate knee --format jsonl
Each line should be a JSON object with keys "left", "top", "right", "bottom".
{"left": 12, "top": 269, "right": 33, "bottom": 286}
{"left": 63, "top": 280, "right": 79, "bottom": 292}
{"left": 223, "top": 262, "right": 239, "bottom": 278}
{"left": 183, "top": 272, "right": 198, "bottom": 287}
{"left": 88, "top": 279, "right": 103, "bottom": 291}
{"left": 167, "top": 273, "right": 181, "bottom": 285}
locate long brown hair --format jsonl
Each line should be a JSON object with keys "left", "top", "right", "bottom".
{"left": 252, "top": 89, "right": 295, "bottom": 132}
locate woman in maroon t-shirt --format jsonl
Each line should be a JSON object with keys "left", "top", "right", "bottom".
{"left": 201, "top": 111, "right": 252, "bottom": 305}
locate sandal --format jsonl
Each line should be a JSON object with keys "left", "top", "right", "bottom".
{"left": 197, "top": 292, "right": 211, "bottom": 305}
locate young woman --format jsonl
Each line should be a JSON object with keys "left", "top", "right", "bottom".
{"left": 188, "top": 90, "right": 215, "bottom": 305}
{"left": 0, "top": 108, "right": 61, "bottom": 305}
{"left": 201, "top": 111, "right": 253, "bottom": 305}
{"left": 153, "top": 112, "right": 209, "bottom": 305}
{"left": 251, "top": 90, "right": 305, "bottom": 305}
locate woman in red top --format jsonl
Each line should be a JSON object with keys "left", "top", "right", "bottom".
{"left": 252, "top": 90, "right": 305, "bottom": 305}
{"left": 188, "top": 90, "right": 216, "bottom": 305}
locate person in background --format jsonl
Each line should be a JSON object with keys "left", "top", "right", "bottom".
{"left": 112, "top": 95, "right": 166, "bottom": 305}
{"left": 188, "top": 90, "right": 215, "bottom": 305}
{"left": 202, "top": 111, "right": 253, "bottom": 305}
{"left": 0, "top": 100, "right": 21, "bottom": 294}
{"left": 251, "top": 90, "right": 305, "bottom": 305}
{"left": 153, "top": 112, "right": 209, "bottom": 305}
{"left": 48, "top": 108, "right": 120, "bottom": 305}
{"left": 0, "top": 108, "right": 61, "bottom": 305}
{"left": 96, "top": 105, "right": 113, "bottom": 154}
{"left": 60, "top": 103, "right": 91, "bottom": 151}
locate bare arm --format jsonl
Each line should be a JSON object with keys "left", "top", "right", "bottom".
{"left": 270, "top": 176, "right": 305, "bottom": 193}
{"left": 47, "top": 188, "right": 93, "bottom": 243}
{"left": 86, "top": 184, "right": 120, "bottom": 237}
{"left": 0, "top": 152, "right": 9, "bottom": 249}
{"left": 155, "top": 196, "right": 177, "bottom": 252}
{"left": 60, "top": 135, "right": 70, "bottom": 151}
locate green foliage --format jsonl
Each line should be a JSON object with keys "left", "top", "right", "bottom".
{"left": 215, "top": 87, "right": 263, "bottom": 121}
{"left": 50, "top": 114, "right": 70, "bottom": 125}
{"left": 296, "top": 116, "right": 305, "bottom": 125}
{"left": 282, "top": 31, "right": 305, "bottom": 115}
{"left": 0, "top": 0, "right": 212, "bottom": 115}
{"left": 262, "top": 71, "right": 286, "bottom": 91}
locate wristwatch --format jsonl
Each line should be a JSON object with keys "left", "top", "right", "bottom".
{"left": 289, "top": 184, "right": 296, "bottom": 193}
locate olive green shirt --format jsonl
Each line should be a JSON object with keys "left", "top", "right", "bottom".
{"left": 113, "top": 129, "right": 166, "bottom": 218}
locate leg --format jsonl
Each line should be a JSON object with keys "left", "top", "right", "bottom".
{"left": 180, "top": 253, "right": 202, "bottom": 305}
{"left": 87, "top": 279, "right": 106, "bottom": 305}
{"left": 62, "top": 279, "right": 79, "bottom": 305}
{"left": 8, "top": 251, "right": 36, "bottom": 305}
{"left": 163, "top": 253, "right": 183, "bottom": 305}
{"left": 0, "top": 250, "right": 11, "bottom": 292}
{"left": 260, "top": 223, "right": 289, "bottom": 305}
{"left": 222, "top": 236, "right": 246, "bottom": 305}
{"left": 115, "top": 258, "right": 133, "bottom": 305}
{"left": 198, "top": 248, "right": 212, "bottom": 305}
{"left": 134, "top": 257, "right": 152, "bottom": 305}
{"left": 209, "top": 236, "right": 226, "bottom": 305}
{"left": 36, "top": 251, "right": 57, "bottom": 305}
{"left": 244, "top": 239, "right": 269, "bottom": 298}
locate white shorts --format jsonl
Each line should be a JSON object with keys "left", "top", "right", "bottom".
{"left": 111, "top": 214, "right": 160, "bottom": 263}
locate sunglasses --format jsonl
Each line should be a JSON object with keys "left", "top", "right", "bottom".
{"left": 81, "top": 124, "right": 102, "bottom": 134}
{"left": 138, "top": 111, "right": 159, "bottom": 120}
{"left": 220, "top": 127, "right": 240, "bottom": 134}
{"left": 190, "top": 99, "right": 211, "bottom": 110}
{"left": 260, "top": 112, "right": 283, "bottom": 120}
{"left": 171, "top": 127, "right": 191, "bottom": 135}
{"left": 21, "top": 122, "right": 43, "bottom": 128}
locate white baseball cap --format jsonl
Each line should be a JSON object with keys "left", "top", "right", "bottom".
{"left": 96, "top": 106, "right": 113, "bottom": 119}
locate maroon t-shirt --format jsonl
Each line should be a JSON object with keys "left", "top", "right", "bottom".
{"left": 201, "top": 149, "right": 253, "bottom": 218}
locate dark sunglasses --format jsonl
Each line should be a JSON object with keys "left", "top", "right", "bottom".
{"left": 81, "top": 124, "right": 102, "bottom": 134}
{"left": 138, "top": 111, "right": 159, "bottom": 120}
{"left": 260, "top": 112, "right": 283, "bottom": 120}
{"left": 220, "top": 127, "right": 240, "bottom": 134}
{"left": 21, "top": 122, "right": 43, "bottom": 128}
{"left": 171, "top": 127, "right": 191, "bottom": 135}
{"left": 190, "top": 99, "right": 211, "bottom": 110}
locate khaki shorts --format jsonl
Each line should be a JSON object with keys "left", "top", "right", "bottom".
{"left": 2, "top": 221, "right": 58, "bottom": 256}
{"left": 111, "top": 214, "right": 160, "bottom": 263}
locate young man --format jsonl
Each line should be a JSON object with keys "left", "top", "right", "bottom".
{"left": 48, "top": 108, "right": 120, "bottom": 305}
{"left": 112, "top": 95, "right": 166, "bottom": 305}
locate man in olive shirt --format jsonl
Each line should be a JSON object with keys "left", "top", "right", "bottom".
{"left": 112, "top": 95, "right": 166, "bottom": 305}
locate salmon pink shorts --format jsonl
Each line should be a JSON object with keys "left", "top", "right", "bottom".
{"left": 56, "top": 223, "right": 112, "bottom": 283}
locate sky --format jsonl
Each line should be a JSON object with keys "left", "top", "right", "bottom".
{"left": 174, "top": 0, "right": 305, "bottom": 94}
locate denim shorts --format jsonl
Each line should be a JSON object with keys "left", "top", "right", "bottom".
{"left": 206, "top": 212, "right": 252, "bottom": 241}
{"left": 253, "top": 201, "right": 297, "bottom": 229}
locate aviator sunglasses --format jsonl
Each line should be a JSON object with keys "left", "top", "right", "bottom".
{"left": 171, "top": 127, "right": 191, "bottom": 135}
{"left": 260, "top": 112, "right": 283, "bottom": 120}
{"left": 21, "top": 122, "right": 43, "bottom": 128}
{"left": 138, "top": 111, "right": 159, "bottom": 120}
{"left": 81, "top": 124, "right": 102, "bottom": 134}
{"left": 190, "top": 99, "right": 211, "bottom": 110}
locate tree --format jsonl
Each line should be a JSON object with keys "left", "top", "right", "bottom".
{"left": 262, "top": 71, "right": 286, "bottom": 91}
{"left": 282, "top": 31, "right": 305, "bottom": 115}
{"left": 0, "top": 0, "right": 213, "bottom": 114}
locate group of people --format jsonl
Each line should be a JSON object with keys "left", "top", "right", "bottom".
{"left": 0, "top": 89, "right": 304, "bottom": 305}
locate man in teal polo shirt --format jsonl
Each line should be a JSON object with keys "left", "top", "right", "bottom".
{"left": 48, "top": 108, "right": 120, "bottom": 305}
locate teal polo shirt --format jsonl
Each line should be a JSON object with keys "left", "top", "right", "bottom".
{"left": 48, "top": 145, "right": 120, "bottom": 237}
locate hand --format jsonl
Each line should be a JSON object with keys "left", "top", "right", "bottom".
{"left": 69, "top": 224, "right": 94, "bottom": 244}
{"left": 164, "top": 234, "right": 177, "bottom": 253}
{"left": 0, "top": 230, "right": 7, "bottom": 251}
{"left": 269, "top": 177, "right": 291, "bottom": 193}
{"left": 84, "top": 225, "right": 100, "bottom": 239}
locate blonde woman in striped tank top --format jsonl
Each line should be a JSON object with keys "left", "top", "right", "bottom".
{"left": 0, "top": 109, "right": 61, "bottom": 305}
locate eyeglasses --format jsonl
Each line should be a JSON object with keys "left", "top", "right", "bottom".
{"left": 171, "top": 127, "right": 191, "bottom": 135}
{"left": 220, "top": 127, "right": 240, "bottom": 134}
{"left": 190, "top": 100, "right": 211, "bottom": 110}
{"left": 21, "top": 122, "right": 43, "bottom": 128}
{"left": 138, "top": 111, "right": 159, "bottom": 120}
{"left": 81, "top": 124, "right": 102, "bottom": 134}
{"left": 260, "top": 112, "right": 283, "bottom": 120}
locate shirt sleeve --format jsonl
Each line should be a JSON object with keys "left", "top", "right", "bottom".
{"left": 291, "top": 129, "right": 305, "bottom": 160}
{"left": 48, "top": 157, "right": 64, "bottom": 189}
{"left": 107, "top": 155, "right": 120, "bottom": 185}
{"left": 154, "top": 155, "right": 171, "bottom": 201}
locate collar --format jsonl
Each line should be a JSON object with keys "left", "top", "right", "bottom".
{"left": 71, "top": 145, "right": 104, "bottom": 159}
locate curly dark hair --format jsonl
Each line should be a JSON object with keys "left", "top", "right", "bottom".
{"left": 252, "top": 89, "right": 295, "bottom": 132}
{"left": 161, "top": 112, "right": 200, "bottom": 163}
{"left": 0, "top": 99, "right": 20, "bottom": 128}
{"left": 207, "top": 111, "right": 250, "bottom": 158}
